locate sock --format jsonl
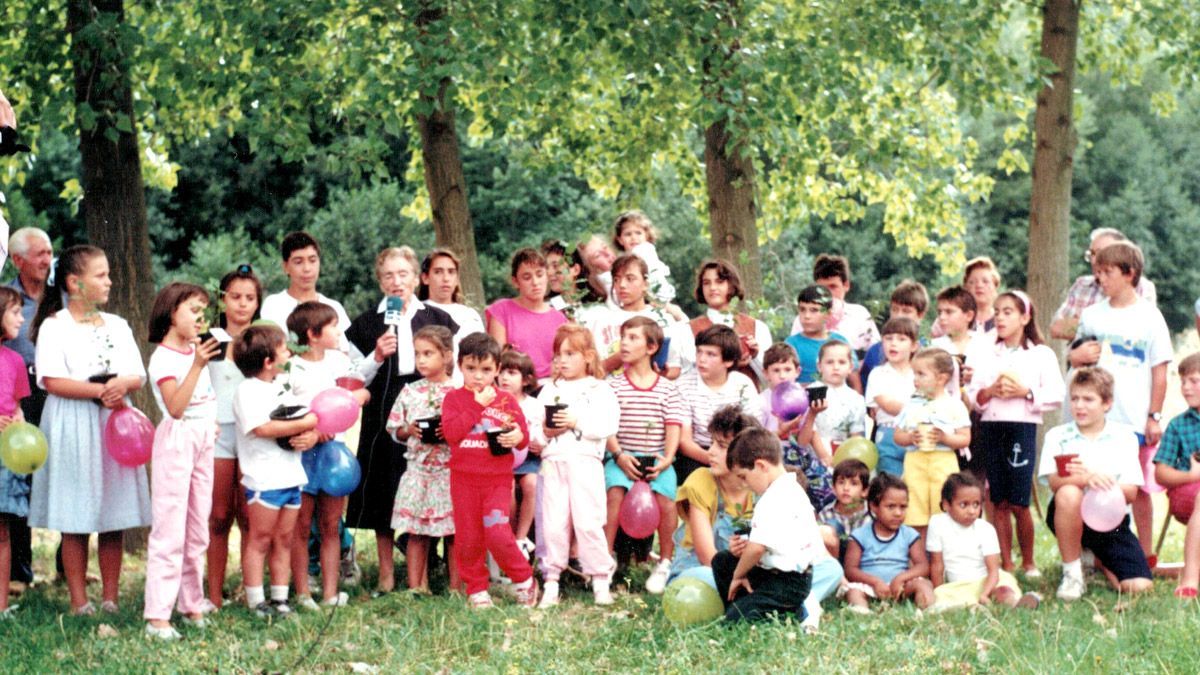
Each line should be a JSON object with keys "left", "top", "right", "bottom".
{"left": 246, "top": 586, "right": 265, "bottom": 607}
{"left": 468, "top": 590, "right": 491, "bottom": 602}
{"left": 513, "top": 577, "right": 533, "bottom": 591}
{"left": 1062, "top": 559, "right": 1083, "bottom": 578}
{"left": 270, "top": 585, "right": 289, "bottom": 602}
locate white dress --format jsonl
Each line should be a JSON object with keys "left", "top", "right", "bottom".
{"left": 29, "top": 309, "right": 151, "bottom": 533}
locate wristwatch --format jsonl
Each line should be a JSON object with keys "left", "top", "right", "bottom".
{"left": 1024, "top": 390, "right": 1034, "bottom": 402}
{"left": 1149, "top": 412, "right": 1163, "bottom": 422}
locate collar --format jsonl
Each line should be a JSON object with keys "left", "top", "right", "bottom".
{"left": 375, "top": 296, "right": 424, "bottom": 316}
{"left": 7, "top": 276, "right": 37, "bottom": 303}
{"left": 705, "top": 307, "right": 734, "bottom": 325}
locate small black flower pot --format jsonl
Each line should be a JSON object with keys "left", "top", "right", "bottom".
{"left": 486, "top": 427, "right": 514, "bottom": 456}
{"left": 88, "top": 373, "right": 116, "bottom": 406}
{"left": 199, "top": 331, "right": 227, "bottom": 362}
{"left": 416, "top": 416, "right": 442, "bottom": 444}
{"left": 269, "top": 404, "right": 309, "bottom": 451}
{"left": 544, "top": 404, "right": 568, "bottom": 429}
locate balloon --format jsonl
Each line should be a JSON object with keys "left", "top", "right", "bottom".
{"left": 662, "top": 576, "right": 724, "bottom": 625}
{"left": 512, "top": 447, "right": 529, "bottom": 469}
{"left": 311, "top": 388, "right": 360, "bottom": 435}
{"left": 832, "top": 437, "right": 879, "bottom": 472}
{"left": 618, "top": 480, "right": 659, "bottom": 539}
{"left": 770, "top": 382, "right": 809, "bottom": 421}
{"left": 316, "top": 441, "right": 361, "bottom": 497}
{"left": 676, "top": 565, "right": 718, "bottom": 591}
{"left": 104, "top": 407, "right": 154, "bottom": 467}
{"left": 0, "top": 422, "right": 48, "bottom": 474}
{"left": 1169, "top": 483, "right": 1200, "bottom": 524}
{"left": 1081, "top": 485, "right": 1126, "bottom": 532}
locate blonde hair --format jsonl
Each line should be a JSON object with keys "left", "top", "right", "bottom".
{"left": 612, "top": 210, "right": 659, "bottom": 251}
{"left": 963, "top": 256, "right": 1001, "bottom": 287}
{"left": 375, "top": 246, "right": 418, "bottom": 282}
{"left": 552, "top": 324, "right": 604, "bottom": 380}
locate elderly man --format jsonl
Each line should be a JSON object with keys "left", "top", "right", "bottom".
{"left": 1050, "top": 227, "right": 1157, "bottom": 341}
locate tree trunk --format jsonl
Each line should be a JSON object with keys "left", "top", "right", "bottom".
{"left": 1027, "top": 0, "right": 1078, "bottom": 345}
{"left": 705, "top": 119, "right": 763, "bottom": 299}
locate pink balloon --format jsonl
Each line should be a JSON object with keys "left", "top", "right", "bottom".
{"left": 311, "top": 388, "right": 360, "bottom": 435}
{"left": 619, "top": 480, "right": 659, "bottom": 539}
{"left": 1081, "top": 485, "right": 1126, "bottom": 532}
{"left": 512, "top": 447, "right": 529, "bottom": 469}
{"left": 771, "top": 381, "right": 809, "bottom": 421}
{"left": 104, "top": 407, "right": 154, "bottom": 467}
{"left": 1169, "top": 482, "right": 1200, "bottom": 524}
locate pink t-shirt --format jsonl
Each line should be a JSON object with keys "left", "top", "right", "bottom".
{"left": 0, "top": 346, "right": 30, "bottom": 417}
{"left": 485, "top": 298, "right": 567, "bottom": 378}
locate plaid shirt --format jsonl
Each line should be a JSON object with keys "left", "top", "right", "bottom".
{"left": 1154, "top": 408, "right": 1200, "bottom": 472}
{"left": 1052, "top": 275, "right": 1157, "bottom": 323}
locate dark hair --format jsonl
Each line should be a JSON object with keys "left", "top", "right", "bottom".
{"left": 832, "top": 459, "right": 871, "bottom": 488}
{"left": 0, "top": 287, "right": 22, "bottom": 341}
{"left": 890, "top": 279, "right": 928, "bottom": 315}
{"left": 540, "top": 238, "right": 568, "bottom": 258}
{"left": 994, "top": 291, "right": 1044, "bottom": 347}
{"left": 940, "top": 471, "right": 983, "bottom": 506}
{"left": 813, "top": 254, "right": 850, "bottom": 284}
{"left": 286, "top": 301, "right": 338, "bottom": 346}
{"left": 880, "top": 316, "right": 920, "bottom": 343}
{"left": 233, "top": 323, "right": 286, "bottom": 378}
{"left": 148, "top": 282, "right": 209, "bottom": 344}
{"left": 1093, "top": 241, "right": 1144, "bottom": 286}
{"left": 796, "top": 284, "right": 833, "bottom": 309}
{"left": 695, "top": 324, "right": 740, "bottom": 365}
{"left": 30, "top": 244, "right": 106, "bottom": 345}
{"left": 726, "top": 427, "right": 783, "bottom": 471}
{"left": 458, "top": 331, "right": 501, "bottom": 367}
{"left": 510, "top": 247, "right": 547, "bottom": 279}
{"left": 218, "top": 265, "right": 263, "bottom": 329}
{"left": 418, "top": 248, "right": 465, "bottom": 304}
{"left": 867, "top": 472, "right": 908, "bottom": 507}
{"left": 620, "top": 316, "right": 663, "bottom": 360}
{"left": 818, "top": 340, "right": 853, "bottom": 362}
{"left": 414, "top": 325, "right": 455, "bottom": 376}
{"left": 935, "top": 286, "right": 976, "bottom": 316}
{"left": 499, "top": 348, "right": 538, "bottom": 394}
{"left": 280, "top": 231, "right": 320, "bottom": 262}
{"left": 611, "top": 210, "right": 658, "bottom": 250}
{"left": 1179, "top": 353, "right": 1200, "bottom": 379}
{"left": 693, "top": 259, "right": 745, "bottom": 306}
{"left": 1069, "top": 367, "right": 1114, "bottom": 403}
{"left": 708, "top": 405, "right": 760, "bottom": 441}
{"left": 913, "top": 347, "right": 955, "bottom": 380}
{"left": 762, "top": 342, "right": 799, "bottom": 370}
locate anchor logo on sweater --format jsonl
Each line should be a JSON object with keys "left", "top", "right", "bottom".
{"left": 1008, "top": 443, "right": 1028, "bottom": 468}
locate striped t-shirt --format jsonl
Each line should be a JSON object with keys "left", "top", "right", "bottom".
{"left": 676, "top": 370, "right": 762, "bottom": 448}
{"left": 609, "top": 371, "right": 685, "bottom": 455}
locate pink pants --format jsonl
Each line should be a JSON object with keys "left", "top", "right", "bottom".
{"left": 538, "top": 456, "right": 615, "bottom": 582}
{"left": 143, "top": 417, "right": 216, "bottom": 620}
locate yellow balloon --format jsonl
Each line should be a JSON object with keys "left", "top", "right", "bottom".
{"left": 832, "top": 437, "right": 878, "bottom": 472}
{"left": 1, "top": 421, "right": 48, "bottom": 475}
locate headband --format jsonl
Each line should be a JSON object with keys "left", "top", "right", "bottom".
{"left": 1009, "top": 290, "right": 1032, "bottom": 318}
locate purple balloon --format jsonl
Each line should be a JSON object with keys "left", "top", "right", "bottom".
{"left": 1081, "top": 485, "right": 1126, "bottom": 532}
{"left": 312, "top": 387, "right": 360, "bottom": 435}
{"left": 512, "top": 447, "right": 529, "bottom": 469}
{"left": 104, "top": 407, "right": 154, "bottom": 467}
{"left": 619, "top": 480, "right": 660, "bottom": 539}
{"left": 771, "top": 381, "right": 809, "bottom": 421}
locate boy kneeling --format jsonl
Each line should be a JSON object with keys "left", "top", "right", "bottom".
{"left": 1152, "top": 353, "right": 1200, "bottom": 599}
{"left": 1040, "top": 368, "right": 1153, "bottom": 601}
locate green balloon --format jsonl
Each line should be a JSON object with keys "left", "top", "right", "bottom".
{"left": 0, "top": 421, "right": 48, "bottom": 475}
{"left": 662, "top": 577, "right": 724, "bottom": 625}
{"left": 833, "top": 437, "right": 878, "bottom": 472}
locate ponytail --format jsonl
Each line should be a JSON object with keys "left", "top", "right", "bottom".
{"left": 30, "top": 245, "right": 105, "bottom": 345}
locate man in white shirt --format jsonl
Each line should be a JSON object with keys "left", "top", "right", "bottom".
{"left": 259, "top": 232, "right": 351, "bottom": 350}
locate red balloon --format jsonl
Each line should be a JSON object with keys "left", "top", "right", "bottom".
{"left": 619, "top": 480, "right": 659, "bottom": 539}
{"left": 104, "top": 407, "right": 154, "bottom": 467}
{"left": 771, "top": 381, "right": 809, "bottom": 421}
{"left": 1169, "top": 482, "right": 1200, "bottom": 524}
{"left": 311, "top": 388, "right": 360, "bottom": 435}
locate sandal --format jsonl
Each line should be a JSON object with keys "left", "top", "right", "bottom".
{"left": 1174, "top": 586, "right": 1198, "bottom": 599}
{"left": 73, "top": 601, "right": 96, "bottom": 616}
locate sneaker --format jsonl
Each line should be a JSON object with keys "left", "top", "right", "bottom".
{"left": 1022, "top": 567, "right": 1042, "bottom": 580}
{"left": 270, "top": 599, "right": 294, "bottom": 617}
{"left": 253, "top": 602, "right": 274, "bottom": 619}
{"left": 145, "top": 623, "right": 182, "bottom": 641}
{"left": 197, "top": 599, "right": 219, "bottom": 615}
{"left": 845, "top": 604, "right": 872, "bottom": 615}
{"left": 593, "top": 578, "right": 614, "bottom": 606}
{"left": 538, "top": 581, "right": 560, "bottom": 609}
{"left": 467, "top": 591, "right": 495, "bottom": 610}
{"left": 1016, "top": 591, "right": 1042, "bottom": 609}
{"left": 800, "top": 606, "right": 821, "bottom": 634}
{"left": 514, "top": 579, "right": 539, "bottom": 608}
{"left": 296, "top": 596, "right": 320, "bottom": 611}
{"left": 181, "top": 614, "right": 207, "bottom": 629}
{"left": 1056, "top": 574, "right": 1086, "bottom": 602}
{"left": 340, "top": 546, "right": 361, "bottom": 586}
{"left": 0, "top": 604, "right": 17, "bottom": 619}
{"left": 645, "top": 559, "right": 672, "bottom": 595}
{"left": 322, "top": 592, "right": 350, "bottom": 607}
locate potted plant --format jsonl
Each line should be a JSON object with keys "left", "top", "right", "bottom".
{"left": 416, "top": 387, "right": 443, "bottom": 444}
{"left": 544, "top": 395, "right": 568, "bottom": 429}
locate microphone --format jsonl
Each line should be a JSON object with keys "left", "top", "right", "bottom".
{"left": 384, "top": 296, "right": 405, "bottom": 337}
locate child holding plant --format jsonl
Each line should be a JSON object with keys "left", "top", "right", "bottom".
{"left": 0, "top": 286, "right": 30, "bottom": 618}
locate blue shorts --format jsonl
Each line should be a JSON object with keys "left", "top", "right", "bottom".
{"left": 245, "top": 486, "right": 302, "bottom": 510}
{"left": 514, "top": 455, "right": 542, "bottom": 476}
{"left": 875, "top": 427, "right": 905, "bottom": 477}
{"left": 604, "top": 455, "right": 677, "bottom": 500}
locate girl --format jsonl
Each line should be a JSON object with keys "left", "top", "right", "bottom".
{"left": 586, "top": 254, "right": 684, "bottom": 379}
{"left": 29, "top": 245, "right": 149, "bottom": 615}
{"left": 864, "top": 317, "right": 919, "bottom": 477}
{"left": 143, "top": 283, "right": 222, "bottom": 639}
{"left": 497, "top": 349, "right": 545, "bottom": 558}
{"left": 419, "top": 248, "right": 486, "bottom": 344}
{"left": 386, "top": 325, "right": 458, "bottom": 593}
{"left": 207, "top": 265, "right": 260, "bottom": 609}
{"left": 0, "top": 287, "right": 31, "bottom": 618}
{"left": 536, "top": 325, "right": 619, "bottom": 607}
{"left": 968, "top": 291, "right": 1063, "bottom": 576}
{"left": 843, "top": 473, "right": 934, "bottom": 612}
{"left": 486, "top": 248, "right": 568, "bottom": 380}
{"left": 687, "top": 259, "right": 771, "bottom": 384}
{"left": 611, "top": 210, "right": 675, "bottom": 304}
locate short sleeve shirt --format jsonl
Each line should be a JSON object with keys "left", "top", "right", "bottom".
{"left": 675, "top": 468, "right": 754, "bottom": 550}
{"left": 0, "top": 346, "right": 30, "bottom": 417}
{"left": 850, "top": 521, "right": 921, "bottom": 584}
{"left": 1038, "top": 421, "right": 1143, "bottom": 487}
{"left": 1076, "top": 298, "right": 1172, "bottom": 428}
{"left": 234, "top": 377, "right": 307, "bottom": 492}
{"left": 864, "top": 363, "right": 914, "bottom": 427}
{"left": 749, "top": 472, "right": 821, "bottom": 572}
{"left": 677, "top": 370, "right": 761, "bottom": 447}
{"left": 925, "top": 513, "right": 1000, "bottom": 583}
{"left": 1153, "top": 409, "right": 1200, "bottom": 472}
{"left": 609, "top": 372, "right": 684, "bottom": 455}
{"left": 148, "top": 344, "right": 217, "bottom": 420}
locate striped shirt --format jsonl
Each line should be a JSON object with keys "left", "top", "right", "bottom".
{"left": 677, "top": 370, "right": 762, "bottom": 447}
{"left": 609, "top": 371, "right": 685, "bottom": 455}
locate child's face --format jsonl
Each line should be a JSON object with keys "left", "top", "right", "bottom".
{"left": 513, "top": 263, "right": 548, "bottom": 304}
{"left": 460, "top": 355, "right": 498, "bottom": 391}
{"left": 1182, "top": 372, "right": 1200, "bottom": 410}
{"left": 733, "top": 458, "right": 774, "bottom": 496}
{"left": 815, "top": 276, "right": 849, "bottom": 300}
{"left": 1095, "top": 264, "right": 1135, "bottom": 297}
{"left": 993, "top": 297, "right": 1029, "bottom": 343}
{"left": 282, "top": 245, "right": 320, "bottom": 291}
{"left": 700, "top": 268, "right": 733, "bottom": 309}
{"left": 695, "top": 345, "right": 731, "bottom": 382}
{"left": 420, "top": 255, "right": 458, "bottom": 304}
{"left": 764, "top": 360, "right": 799, "bottom": 388}
{"left": 556, "top": 342, "right": 589, "bottom": 380}
{"left": 872, "top": 487, "right": 909, "bottom": 532}
{"left": 882, "top": 333, "right": 916, "bottom": 366}
{"left": 889, "top": 302, "right": 921, "bottom": 321}
{"left": 223, "top": 278, "right": 259, "bottom": 327}
{"left": 497, "top": 368, "right": 525, "bottom": 397}
{"left": 309, "top": 321, "right": 341, "bottom": 350}
{"left": 818, "top": 345, "right": 853, "bottom": 386}
{"left": 1, "top": 301, "right": 24, "bottom": 341}
{"left": 708, "top": 433, "right": 732, "bottom": 477}
{"left": 833, "top": 475, "right": 865, "bottom": 507}
{"left": 943, "top": 485, "right": 983, "bottom": 528}
{"left": 171, "top": 296, "right": 207, "bottom": 342}
{"left": 796, "top": 301, "right": 828, "bottom": 335}
{"left": 612, "top": 266, "right": 648, "bottom": 309}
{"left": 1069, "top": 385, "right": 1112, "bottom": 428}
{"left": 71, "top": 255, "right": 112, "bottom": 306}
{"left": 618, "top": 326, "right": 652, "bottom": 365}
{"left": 268, "top": 342, "right": 291, "bottom": 376}
{"left": 414, "top": 337, "right": 448, "bottom": 381}
{"left": 545, "top": 252, "right": 570, "bottom": 294}
{"left": 617, "top": 222, "right": 649, "bottom": 250}
{"left": 912, "top": 358, "right": 944, "bottom": 398}
{"left": 936, "top": 301, "right": 973, "bottom": 336}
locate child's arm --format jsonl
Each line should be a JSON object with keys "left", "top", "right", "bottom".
{"left": 252, "top": 413, "right": 319, "bottom": 450}
{"left": 930, "top": 425, "right": 971, "bottom": 451}
{"left": 890, "top": 538, "right": 931, "bottom": 596}
{"left": 686, "top": 504, "right": 719, "bottom": 566}
{"left": 978, "top": 553, "right": 1002, "bottom": 605}
{"left": 676, "top": 424, "right": 710, "bottom": 466}
{"left": 652, "top": 424, "right": 681, "bottom": 476}
{"left": 726, "top": 540, "right": 768, "bottom": 601}
{"left": 441, "top": 389, "right": 482, "bottom": 446}
{"left": 159, "top": 339, "right": 222, "bottom": 420}
{"left": 843, "top": 538, "right": 891, "bottom": 598}
{"left": 1146, "top": 362, "right": 1167, "bottom": 446}
{"left": 893, "top": 426, "right": 915, "bottom": 446}
{"left": 1155, "top": 455, "right": 1200, "bottom": 489}
{"left": 928, "top": 551, "right": 945, "bottom": 588}
{"left": 873, "top": 394, "right": 906, "bottom": 417}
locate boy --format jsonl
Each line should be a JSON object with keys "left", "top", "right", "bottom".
{"left": 810, "top": 253, "right": 880, "bottom": 353}
{"left": 441, "top": 332, "right": 536, "bottom": 608}
{"left": 1070, "top": 242, "right": 1172, "bottom": 564}
{"left": 260, "top": 232, "right": 351, "bottom": 347}
{"left": 860, "top": 279, "right": 928, "bottom": 389}
{"left": 676, "top": 325, "right": 762, "bottom": 485}
{"left": 1152, "top": 353, "right": 1200, "bottom": 598}
{"left": 864, "top": 317, "right": 920, "bottom": 477}
{"left": 712, "top": 427, "right": 821, "bottom": 622}
{"left": 785, "top": 285, "right": 857, "bottom": 388}
{"left": 818, "top": 458, "right": 871, "bottom": 560}
{"left": 813, "top": 341, "right": 868, "bottom": 451}
{"left": 931, "top": 285, "right": 990, "bottom": 479}
{"left": 758, "top": 342, "right": 833, "bottom": 511}
{"left": 1039, "top": 368, "right": 1153, "bottom": 601}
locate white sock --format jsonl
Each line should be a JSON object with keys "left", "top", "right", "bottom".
{"left": 270, "top": 585, "right": 289, "bottom": 602}
{"left": 513, "top": 577, "right": 533, "bottom": 591}
{"left": 1062, "top": 559, "right": 1083, "bottom": 578}
{"left": 245, "top": 586, "right": 265, "bottom": 607}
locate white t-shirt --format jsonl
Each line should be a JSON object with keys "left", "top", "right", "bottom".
{"left": 587, "top": 306, "right": 682, "bottom": 372}
{"left": 814, "top": 383, "right": 867, "bottom": 444}
{"left": 209, "top": 359, "right": 245, "bottom": 425}
{"left": 260, "top": 290, "right": 352, "bottom": 352}
{"left": 677, "top": 370, "right": 761, "bottom": 447}
{"left": 234, "top": 377, "right": 308, "bottom": 492}
{"left": 1037, "top": 421, "right": 1143, "bottom": 487}
{"left": 925, "top": 513, "right": 1000, "bottom": 583}
{"left": 148, "top": 344, "right": 217, "bottom": 420}
{"left": 424, "top": 299, "right": 484, "bottom": 339}
{"left": 750, "top": 472, "right": 822, "bottom": 572}
{"left": 287, "top": 350, "right": 356, "bottom": 442}
{"left": 1076, "top": 298, "right": 1172, "bottom": 428}
{"left": 895, "top": 396, "right": 971, "bottom": 452}
{"left": 864, "top": 362, "right": 914, "bottom": 427}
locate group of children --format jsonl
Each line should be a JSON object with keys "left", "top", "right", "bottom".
{"left": 0, "top": 213, "right": 1197, "bottom": 635}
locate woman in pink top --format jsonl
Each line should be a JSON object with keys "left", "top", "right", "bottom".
{"left": 486, "top": 248, "right": 567, "bottom": 379}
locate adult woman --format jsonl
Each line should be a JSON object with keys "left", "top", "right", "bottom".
{"left": 485, "top": 248, "right": 567, "bottom": 380}
{"left": 345, "top": 247, "right": 458, "bottom": 595}
{"left": 418, "top": 248, "right": 485, "bottom": 344}
{"left": 684, "top": 259, "right": 771, "bottom": 387}
{"left": 586, "top": 254, "right": 684, "bottom": 379}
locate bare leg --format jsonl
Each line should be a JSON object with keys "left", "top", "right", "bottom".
{"left": 1132, "top": 490, "right": 1154, "bottom": 558}
{"left": 242, "top": 505, "right": 277, "bottom": 591}
{"left": 994, "top": 503, "right": 1015, "bottom": 570}
{"left": 61, "top": 533, "right": 90, "bottom": 610}
{"left": 515, "top": 475, "right": 538, "bottom": 540}
{"left": 269, "top": 508, "right": 299, "bottom": 590}
{"left": 1052, "top": 486, "right": 1084, "bottom": 563}
{"left": 1014, "top": 505, "right": 1036, "bottom": 572}
{"left": 445, "top": 538, "right": 460, "bottom": 592}
{"left": 207, "top": 458, "right": 239, "bottom": 607}
{"left": 291, "top": 495, "right": 317, "bottom": 597}
{"left": 604, "top": 487, "right": 625, "bottom": 551}
{"left": 318, "top": 495, "right": 345, "bottom": 601}
{"left": 992, "top": 586, "right": 1019, "bottom": 607}
{"left": 97, "top": 531, "right": 123, "bottom": 605}
{"left": 406, "top": 535, "right": 429, "bottom": 590}
{"left": 0, "top": 519, "right": 10, "bottom": 611}
{"left": 1180, "top": 504, "right": 1200, "bottom": 591}
{"left": 846, "top": 588, "right": 869, "bottom": 610}
{"left": 376, "top": 529, "right": 395, "bottom": 592}
{"left": 655, "top": 493, "right": 675, "bottom": 561}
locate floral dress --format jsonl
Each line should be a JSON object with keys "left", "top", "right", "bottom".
{"left": 387, "top": 378, "right": 456, "bottom": 536}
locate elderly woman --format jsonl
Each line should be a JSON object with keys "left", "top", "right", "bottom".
{"left": 345, "top": 246, "right": 458, "bottom": 595}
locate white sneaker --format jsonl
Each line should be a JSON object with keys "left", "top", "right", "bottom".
{"left": 322, "top": 591, "right": 349, "bottom": 607}
{"left": 296, "top": 596, "right": 320, "bottom": 611}
{"left": 645, "top": 559, "right": 672, "bottom": 595}
{"left": 593, "top": 578, "right": 614, "bottom": 606}
{"left": 144, "top": 623, "right": 182, "bottom": 641}
{"left": 800, "top": 606, "right": 821, "bottom": 634}
{"left": 468, "top": 591, "right": 495, "bottom": 610}
{"left": 538, "top": 581, "right": 560, "bottom": 609}
{"left": 1057, "top": 573, "right": 1087, "bottom": 602}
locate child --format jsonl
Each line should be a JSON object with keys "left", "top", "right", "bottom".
{"left": 758, "top": 342, "right": 832, "bottom": 510}
{"left": 1070, "top": 242, "right": 1172, "bottom": 565}
{"left": 864, "top": 317, "right": 920, "bottom": 477}
{"left": 487, "top": 248, "right": 569, "bottom": 381}
{"left": 604, "top": 317, "right": 684, "bottom": 593}
{"left": 30, "top": 245, "right": 149, "bottom": 616}
{"left": 894, "top": 349, "right": 971, "bottom": 535}
{"left": 843, "top": 473, "right": 934, "bottom": 612}
{"left": 259, "top": 231, "right": 352, "bottom": 346}
{"left": 233, "top": 324, "right": 321, "bottom": 617}
{"left": 688, "top": 259, "right": 772, "bottom": 383}
{"left": 927, "top": 472, "right": 1040, "bottom": 611}
{"left": 819, "top": 459, "right": 872, "bottom": 561}
{"left": 498, "top": 349, "right": 545, "bottom": 559}
{"left": 813, "top": 341, "right": 868, "bottom": 452}
{"left": 612, "top": 210, "right": 675, "bottom": 304}
{"left": 860, "top": 280, "right": 928, "bottom": 388}
{"left": 785, "top": 285, "right": 856, "bottom": 387}
{"left": 712, "top": 427, "right": 823, "bottom": 622}
{"left": 286, "top": 302, "right": 370, "bottom": 608}
{"left": 0, "top": 287, "right": 30, "bottom": 617}
{"left": 808, "top": 253, "right": 880, "bottom": 353}
{"left": 143, "top": 283, "right": 222, "bottom": 639}
{"left": 1153, "top": 353, "right": 1200, "bottom": 598}
{"left": 537, "top": 325, "right": 619, "bottom": 607}
{"left": 1039, "top": 367, "right": 1153, "bottom": 601}
{"left": 931, "top": 286, "right": 989, "bottom": 399}
{"left": 442, "top": 332, "right": 535, "bottom": 609}
{"left": 387, "top": 326, "right": 458, "bottom": 593}
{"left": 419, "top": 248, "right": 487, "bottom": 343}
{"left": 969, "top": 291, "right": 1064, "bottom": 576}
